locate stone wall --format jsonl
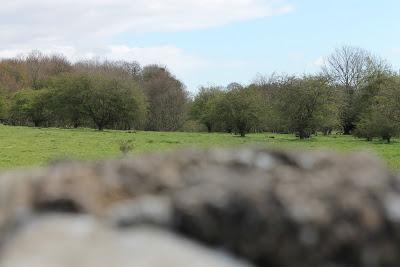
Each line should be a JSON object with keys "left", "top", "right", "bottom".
{"left": 0, "top": 148, "right": 399, "bottom": 267}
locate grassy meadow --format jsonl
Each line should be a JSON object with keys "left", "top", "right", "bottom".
{"left": 1, "top": 124, "right": 400, "bottom": 170}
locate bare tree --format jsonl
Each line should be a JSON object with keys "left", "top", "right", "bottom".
{"left": 46, "top": 54, "right": 72, "bottom": 75}
{"left": 322, "top": 46, "right": 391, "bottom": 134}
{"left": 0, "top": 58, "right": 28, "bottom": 91}
{"left": 25, "top": 50, "right": 46, "bottom": 89}
{"left": 141, "top": 65, "right": 189, "bottom": 131}
{"left": 24, "top": 51, "right": 73, "bottom": 89}
{"left": 323, "top": 46, "right": 371, "bottom": 91}
{"left": 74, "top": 59, "right": 141, "bottom": 82}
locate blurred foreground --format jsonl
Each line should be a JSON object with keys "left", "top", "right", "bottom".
{"left": 0, "top": 147, "right": 399, "bottom": 267}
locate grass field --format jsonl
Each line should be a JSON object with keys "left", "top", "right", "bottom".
{"left": 1, "top": 124, "right": 400, "bottom": 170}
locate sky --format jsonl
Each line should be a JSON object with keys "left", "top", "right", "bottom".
{"left": 1, "top": 0, "right": 400, "bottom": 91}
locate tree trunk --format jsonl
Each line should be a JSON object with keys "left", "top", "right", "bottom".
{"left": 298, "top": 130, "right": 310, "bottom": 139}
{"left": 343, "top": 124, "right": 354, "bottom": 135}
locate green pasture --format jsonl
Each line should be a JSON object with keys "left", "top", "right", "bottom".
{"left": 0, "top": 125, "right": 399, "bottom": 170}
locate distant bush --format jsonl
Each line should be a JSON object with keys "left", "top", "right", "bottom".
{"left": 355, "top": 111, "right": 399, "bottom": 143}
{"left": 218, "top": 84, "right": 265, "bottom": 137}
{"left": 0, "top": 91, "right": 6, "bottom": 122}
{"left": 269, "top": 76, "right": 338, "bottom": 139}
{"left": 8, "top": 89, "right": 53, "bottom": 127}
{"left": 190, "top": 86, "right": 226, "bottom": 132}
{"left": 354, "top": 75, "right": 400, "bottom": 143}
{"left": 180, "top": 120, "right": 208, "bottom": 132}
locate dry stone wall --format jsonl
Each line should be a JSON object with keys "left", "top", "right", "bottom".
{"left": 0, "top": 148, "right": 399, "bottom": 267}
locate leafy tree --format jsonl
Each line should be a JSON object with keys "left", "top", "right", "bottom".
{"left": 49, "top": 73, "right": 90, "bottom": 128}
{"left": 0, "top": 91, "right": 6, "bottom": 122}
{"left": 274, "top": 76, "right": 337, "bottom": 139}
{"left": 219, "top": 85, "right": 264, "bottom": 137}
{"left": 355, "top": 76, "right": 400, "bottom": 143}
{"left": 112, "top": 84, "right": 148, "bottom": 130}
{"left": 9, "top": 89, "right": 53, "bottom": 127}
{"left": 317, "top": 93, "right": 340, "bottom": 135}
{"left": 82, "top": 74, "right": 147, "bottom": 131}
{"left": 190, "top": 86, "right": 226, "bottom": 132}
{"left": 355, "top": 111, "right": 398, "bottom": 143}
{"left": 250, "top": 74, "right": 293, "bottom": 133}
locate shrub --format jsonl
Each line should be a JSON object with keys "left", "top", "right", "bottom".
{"left": 8, "top": 89, "right": 54, "bottom": 127}
{"left": 180, "top": 120, "right": 208, "bottom": 132}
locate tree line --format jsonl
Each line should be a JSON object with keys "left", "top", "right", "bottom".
{"left": 191, "top": 46, "right": 400, "bottom": 142}
{"left": 0, "top": 47, "right": 399, "bottom": 142}
{"left": 0, "top": 51, "right": 189, "bottom": 131}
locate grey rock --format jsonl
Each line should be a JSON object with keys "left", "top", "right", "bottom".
{"left": 105, "top": 195, "right": 173, "bottom": 227}
{"left": 0, "top": 215, "right": 253, "bottom": 267}
{"left": 172, "top": 149, "right": 397, "bottom": 267}
{"left": 0, "top": 147, "right": 399, "bottom": 267}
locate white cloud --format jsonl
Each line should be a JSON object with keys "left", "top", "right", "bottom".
{"left": 0, "top": 0, "right": 293, "bottom": 89}
{"left": 0, "top": 46, "right": 80, "bottom": 60}
{"left": 390, "top": 48, "right": 400, "bottom": 55}
{"left": 106, "top": 45, "right": 209, "bottom": 73}
{"left": 0, "top": 0, "right": 293, "bottom": 46}
{"left": 312, "top": 57, "right": 326, "bottom": 68}
{"left": 0, "top": 45, "right": 208, "bottom": 85}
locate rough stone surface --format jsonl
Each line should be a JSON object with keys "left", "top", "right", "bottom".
{"left": 0, "top": 215, "right": 252, "bottom": 267}
{"left": 0, "top": 147, "right": 399, "bottom": 267}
